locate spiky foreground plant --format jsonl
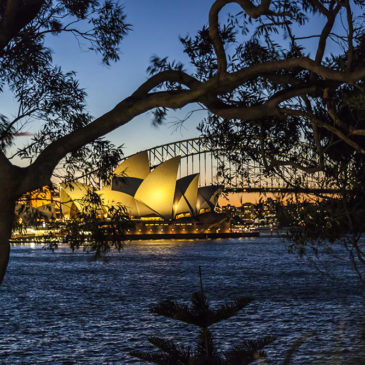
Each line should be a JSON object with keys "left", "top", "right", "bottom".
{"left": 131, "top": 267, "right": 275, "bottom": 364}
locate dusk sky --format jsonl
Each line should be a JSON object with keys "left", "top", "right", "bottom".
{"left": 5, "top": 0, "right": 351, "bottom": 159}
{"left": 48, "top": 0, "right": 215, "bottom": 156}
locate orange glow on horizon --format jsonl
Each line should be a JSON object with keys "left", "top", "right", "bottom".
{"left": 219, "top": 192, "right": 321, "bottom": 206}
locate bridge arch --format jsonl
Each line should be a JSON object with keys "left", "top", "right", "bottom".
{"left": 122, "top": 137, "right": 335, "bottom": 194}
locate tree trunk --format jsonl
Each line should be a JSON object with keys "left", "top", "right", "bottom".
{"left": 0, "top": 157, "right": 47, "bottom": 285}
{"left": 0, "top": 188, "right": 16, "bottom": 285}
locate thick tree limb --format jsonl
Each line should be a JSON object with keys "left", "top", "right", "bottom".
{"left": 140, "top": 58, "right": 365, "bottom": 97}
{"left": 131, "top": 70, "right": 201, "bottom": 97}
{"left": 0, "top": 0, "right": 44, "bottom": 51}
{"left": 205, "top": 85, "right": 318, "bottom": 120}
{"left": 350, "top": 129, "right": 365, "bottom": 136}
{"left": 219, "top": 57, "right": 365, "bottom": 91}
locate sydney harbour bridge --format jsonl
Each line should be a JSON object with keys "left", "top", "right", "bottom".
{"left": 121, "top": 137, "right": 336, "bottom": 195}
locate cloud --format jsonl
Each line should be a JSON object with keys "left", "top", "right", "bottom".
{"left": 12, "top": 132, "right": 35, "bottom": 137}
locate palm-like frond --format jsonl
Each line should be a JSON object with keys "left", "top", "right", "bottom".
{"left": 130, "top": 336, "right": 191, "bottom": 365}
{"left": 149, "top": 336, "right": 191, "bottom": 360}
{"left": 130, "top": 350, "right": 178, "bottom": 365}
{"left": 224, "top": 336, "right": 276, "bottom": 365}
{"left": 213, "top": 297, "right": 254, "bottom": 324}
{"left": 151, "top": 293, "right": 253, "bottom": 327}
{"left": 150, "top": 299, "right": 190, "bottom": 320}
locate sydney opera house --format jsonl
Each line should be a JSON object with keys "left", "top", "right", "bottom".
{"left": 59, "top": 152, "right": 222, "bottom": 221}
{"left": 14, "top": 152, "right": 260, "bottom": 240}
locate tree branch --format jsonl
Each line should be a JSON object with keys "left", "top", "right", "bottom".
{"left": 308, "top": 0, "right": 329, "bottom": 16}
{"left": 131, "top": 70, "right": 200, "bottom": 97}
{"left": 314, "top": 4, "right": 342, "bottom": 64}
{"left": 344, "top": 0, "right": 354, "bottom": 71}
{"left": 218, "top": 57, "right": 365, "bottom": 93}
{"left": 303, "top": 96, "right": 325, "bottom": 169}
{"left": 0, "top": 108, "right": 38, "bottom": 140}
{"left": 208, "top": 0, "right": 275, "bottom": 77}
{"left": 283, "top": 108, "right": 365, "bottom": 154}
{"left": 205, "top": 85, "right": 319, "bottom": 121}
{"left": 19, "top": 87, "right": 206, "bottom": 193}
{"left": 0, "top": 0, "right": 44, "bottom": 52}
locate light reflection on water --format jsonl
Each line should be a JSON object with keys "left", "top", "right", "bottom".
{"left": 0, "top": 237, "right": 364, "bottom": 364}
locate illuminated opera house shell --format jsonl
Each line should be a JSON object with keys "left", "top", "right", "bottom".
{"left": 60, "top": 152, "right": 221, "bottom": 220}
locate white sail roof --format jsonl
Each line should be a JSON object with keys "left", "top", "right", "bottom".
{"left": 60, "top": 182, "right": 93, "bottom": 217}
{"left": 97, "top": 189, "right": 155, "bottom": 217}
{"left": 173, "top": 174, "right": 199, "bottom": 217}
{"left": 134, "top": 156, "right": 181, "bottom": 219}
{"left": 197, "top": 186, "right": 222, "bottom": 212}
{"left": 113, "top": 151, "right": 150, "bottom": 179}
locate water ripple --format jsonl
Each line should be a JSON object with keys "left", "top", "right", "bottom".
{"left": 0, "top": 238, "right": 364, "bottom": 364}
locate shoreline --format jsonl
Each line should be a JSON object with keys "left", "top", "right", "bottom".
{"left": 10, "top": 231, "right": 260, "bottom": 245}
{"left": 123, "top": 231, "right": 259, "bottom": 240}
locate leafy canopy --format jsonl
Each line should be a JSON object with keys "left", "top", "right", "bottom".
{"left": 1, "top": 0, "right": 130, "bottom": 182}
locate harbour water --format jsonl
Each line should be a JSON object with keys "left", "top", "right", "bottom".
{"left": 0, "top": 237, "right": 364, "bottom": 364}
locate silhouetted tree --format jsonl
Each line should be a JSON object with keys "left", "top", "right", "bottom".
{"left": 58, "top": 188, "right": 132, "bottom": 257}
{"left": 194, "top": 2, "right": 365, "bottom": 282}
{"left": 131, "top": 267, "right": 275, "bottom": 364}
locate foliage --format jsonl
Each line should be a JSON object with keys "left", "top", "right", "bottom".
{"left": 13, "top": 184, "right": 132, "bottom": 256}
{"left": 285, "top": 193, "right": 365, "bottom": 282}
{"left": 131, "top": 267, "right": 275, "bottom": 365}
{"left": 59, "top": 188, "right": 132, "bottom": 257}
{"left": 0, "top": 0, "right": 131, "bottom": 261}
{"left": 0, "top": 0, "right": 129, "bottom": 181}
{"left": 175, "top": 1, "right": 365, "bottom": 279}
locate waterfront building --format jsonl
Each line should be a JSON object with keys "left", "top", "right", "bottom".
{"left": 60, "top": 152, "right": 222, "bottom": 221}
